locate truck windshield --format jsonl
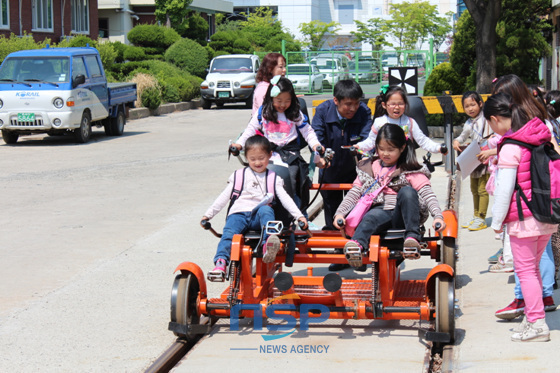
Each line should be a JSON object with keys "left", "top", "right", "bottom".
{"left": 210, "top": 58, "right": 253, "bottom": 72}
{"left": 0, "top": 57, "right": 70, "bottom": 83}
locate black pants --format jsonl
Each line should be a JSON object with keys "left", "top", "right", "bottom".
{"left": 321, "top": 189, "right": 345, "bottom": 230}
{"left": 352, "top": 186, "right": 420, "bottom": 250}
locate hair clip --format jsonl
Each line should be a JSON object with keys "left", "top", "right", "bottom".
{"left": 551, "top": 100, "right": 556, "bottom": 105}
{"left": 379, "top": 84, "right": 389, "bottom": 95}
{"left": 270, "top": 75, "right": 281, "bottom": 97}
{"left": 492, "top": 77, "right": 498, "bottom": 83}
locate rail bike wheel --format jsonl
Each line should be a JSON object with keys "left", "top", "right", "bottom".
{"left": 435, "top": 274, "right": 455, "bottom": 344}
{"left": 170, "top": 272, "right": 200, "bottom": 341}
{"left": 441, "top": 237, "right": 456, "bottom": 274}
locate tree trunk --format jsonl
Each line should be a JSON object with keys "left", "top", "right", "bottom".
{"left": 464, "top": 0, "right": 501, "bottom": 93}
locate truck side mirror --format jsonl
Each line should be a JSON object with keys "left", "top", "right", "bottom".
{"left": 72, "top": 74, "right": 86, "bottom": 88}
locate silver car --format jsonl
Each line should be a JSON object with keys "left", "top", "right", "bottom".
{"left": 286, "top": 64, "right": 324, "bottom": 93}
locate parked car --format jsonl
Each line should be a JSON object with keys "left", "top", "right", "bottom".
{"left": 0, "top": 47, "right": 137, "bottom": 144}
{"left": 381, "top": 52, "right": 399, "bottom": 72}
{"left": 200, "top": 54, "right": 260, "bottom": 109}
{"left": 286, "top": 64, "right": 324, "bottom": 93}
{"left": 348, "top": 61, "right": 377, "bottom": 83}
{"left": 309, "top": 54, "right": 350, "bottom": 87}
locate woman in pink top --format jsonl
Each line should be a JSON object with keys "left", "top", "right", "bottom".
{"left": 253, "top": 53, "right": 286, "bottom": 116}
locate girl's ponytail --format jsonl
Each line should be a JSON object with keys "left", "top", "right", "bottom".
{"left": 483, "top": 92, "right": 530, "bottom": 132}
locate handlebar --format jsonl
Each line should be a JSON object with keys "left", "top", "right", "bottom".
{"left": 229, "top": 146, "right": 240, "bottom": 157}
{"left": 435, "top": 222, "right": 442, "bottom": 230}
{"left": 200, "top": 219, "right": 221, "bottom": 238}
{"left": 298, "top": 219, "right": 313, "bottom": 237}
{"left": 336, "top": 218, "right": 345, "bottom": 227}
{"left": 440, "top": 145, "right": 448, "bottom": 155}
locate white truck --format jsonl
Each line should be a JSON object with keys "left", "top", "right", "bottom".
{"left": 200, "top": 54, "right": 260, "bottom": 109}
{"left": 0, "top": 46, "right": 137, "bottom": 144}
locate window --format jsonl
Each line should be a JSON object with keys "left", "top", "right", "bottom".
{"left": 72, "top": 56, "right": 87, "bottom": 80}
{"left": 85, "top": 55, "right": 102, "bottom": 77}
{"left": 98, "top": 18, "right": 109, "bottom": 38}
{"left": 1, "top": 0, "right": 9, "bottom": 28}
{"left": 72, "top": 0, "right": 89, "bottom": 33}
{"left": 338, "top": 5, "right": 354, "bottom": 25}
{"left": 32, "top": 0, "right": 53, "bottom": 31}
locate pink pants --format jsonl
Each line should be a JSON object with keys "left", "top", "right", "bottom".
{"left": 510, "top": 234, "right": 552, "bottom": 322}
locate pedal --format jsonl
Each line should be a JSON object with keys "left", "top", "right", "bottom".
{"left": 207, "top": 270, "right": 226, "bottom": 282}
{"left": 265, "top": 220, "right": 284, "bottom": 235}
{"left": 403, "top": 247, "right": 421, "bottom": 259}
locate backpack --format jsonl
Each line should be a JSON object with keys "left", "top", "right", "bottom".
{"left": 502, "top": 138, "right": 560, "bottom": 224}
{"left": 227, "top": 167, "right": 277, "bottom": 215}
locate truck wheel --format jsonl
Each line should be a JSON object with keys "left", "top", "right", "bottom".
{"left": 245, "top": 92, "right": 253, "bottom": 109}
{"left": 201, "top": 97, "right": 211, "bottom": 109}
{"left": 75, "top": 112, "right": 92, "bottom": 143}
{"left": 2, "top": 130, "right": 19, "bottom": 144}
{"left": 110, "top": 109, "right": 125, "bottom": 136}
{"left": 216, "top": 101, "right": 224, "bottom": 108}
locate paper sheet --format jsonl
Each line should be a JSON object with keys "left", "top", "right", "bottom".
{"left": 456, "top": 141, "right": 482, "bottom": 179}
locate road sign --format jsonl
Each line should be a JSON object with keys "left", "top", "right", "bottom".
{"left": 389, "top": 67, "right": 418, "bottom": 95}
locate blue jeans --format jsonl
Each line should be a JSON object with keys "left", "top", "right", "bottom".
{"left": 352, "top": 186, "right": 421, "bottom": 250}
{"left": 213, "top": 206, "right": 275, "bottom": 264}
{"left": 514, "top": 237, "right": 555, "bottom": 299}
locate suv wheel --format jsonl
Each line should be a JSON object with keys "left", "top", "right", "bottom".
{"left": 201, "top": 97, "right": 211, "bottom": 109}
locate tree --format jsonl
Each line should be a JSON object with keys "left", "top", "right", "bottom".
{"left": 463, "top": 0, "right": 501, "bottom": 93}
{"left": 386, "top": 1, "right": 452, "bottom": 51}
{"left": 179, "top": 12, "right": 210, "bottom": 45}
{"left": 239, "top": 7, "right": 284, "bottom": 50}
{"left": 155, "top": 0, "right": 193, "bottom": 29}
{"left": 351, "top": 19, "right": 390, "bottom": 51}
{"left": 452, "top": 1, "right": 551, "bottom": 91}
{"left": 299, "top": 20, "right": 341, "bottom": 51}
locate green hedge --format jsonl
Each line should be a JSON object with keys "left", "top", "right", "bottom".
{"left": 128, "top": 24, "right": 181, "bottom": 49}
{"left": 141, "top": 87, "right": 162, "bottom": 110}
{"left": 424, "top": 62, "right": 465, "bottom": 96}
{"left": 164, "top": 38, "right": 209, "bottom": 78}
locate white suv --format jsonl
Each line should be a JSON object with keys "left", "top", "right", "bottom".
{"left": 200, "top": 54, "right": 260, "bottom": 109}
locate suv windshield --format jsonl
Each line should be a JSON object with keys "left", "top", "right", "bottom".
{"left": 211, "top": 58, "right": 253, "bottom": 72}
{"left": 288, "top": 66, "right": 314, "bottom": 74}
{"left": 0, "top": 57, "right": 70, "bottom": 83}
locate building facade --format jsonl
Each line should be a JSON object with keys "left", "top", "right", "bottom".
{"left": 97, "top": 0, "right": 233, "bottom": 44}
{"left": 0, "top": 0, "right": 99, "bottom": 41}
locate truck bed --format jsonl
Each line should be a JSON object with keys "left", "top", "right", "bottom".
{"left": 108, "top": 82, "right": 137, "bottom": 107}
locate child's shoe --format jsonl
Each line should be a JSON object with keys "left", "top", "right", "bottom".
{"left": 488, "top": 256, "right": 514, "bottom": 273}
{"left": 344, "top": 240, "right": 363, "bottom": 268}
{"left": 511, "top": 318, "right": 550, "bottom": 342}
{"left": 488, "top": 248, "right": 503, "bottom": 263}
{"left": 512, "top": 315, "right": 529, "bottom": 333}
{"left": 468, "top": 217, "right": 487, "bottom": 231}
{"left": 543, "top": 296, "right": 558, "bottom": 312}
{"left": 403, "top": 237, "right": 421, "bottom": 259}
{"left": 263, "top": 235, "right": 281, "bottom": 263}
{"left": 461, "top": 216, "right": 475, "bottom": 228}
{"left": 495, "top": 298, "right": 525, "bottom": 320}
{"left": 207, "top": 259, "right": 227, "bottom": 282}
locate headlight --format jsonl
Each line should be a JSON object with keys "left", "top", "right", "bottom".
{"left": 234, "top": 81, "right": 240, "bottom": 88}
{"left": 0, "top": 98, "right": 3, "bottom": 109}
{"left": 209, "top": 81, "right": 215, "bottom": 88}
{"left": 53, "top": 97, "right": 64, "bottom": 109}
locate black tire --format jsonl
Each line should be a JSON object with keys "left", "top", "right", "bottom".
{"left": 75, "top": 112, "right": 91, "bottom": 143}
{"left": 201, "top": 97, "right": 212, "bottom": 109}
{"left": 435, "top": 274, "right": 455, "bottom": 344}
{"left": 170, "top": 272, "right": 201, "bottom": 341}
{"left": 2, "top": 130, "right": 19, "bottom": 144}
{"left": 245, "top": 91, "right": 253, "bottom": 109}
{"left": 109, "top": 109, "right": 125, "bottom": 136}
{"left": 102, "top": 118, "right": 112, "bottom": 136}
{"left": 216, "top": 101, "right": 225, "bottom": 108}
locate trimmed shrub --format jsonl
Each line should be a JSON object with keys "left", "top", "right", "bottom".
{"left": 209, "top": 31, "right": 237, "bottom": 54}
{"left": 123, "top": 46, "right": 146, "bottom": 61}
{"left": 424, "top": 63, "right": 465, "bottom": 96}
{"left": 232, "top": 38, "right": 252, "bottom": 54}
{"left": 180, "top": 12, "right": 209, "bottom": 45}
{"left": 0, "top": 33, "right": 50, "bottom": 63}
{"left": 128, "top": 24, "right": 180, "bottom": 49}
{"left": 142, "top": 87, "right": 162, "bottom": 110}
{"left": 162, "top": 84, "right": 181, "bottom": 103}
{"left": 96, "top": 42, "right": 117, "bottom": 70}
{"left": 164, "top": 38, "right": 208, "bottom": 78}
{"left": 110, "top": 41, "right": 128, "bottom": 63}
{"left": 204, "top": 45, "right": 215, "bottom": 61}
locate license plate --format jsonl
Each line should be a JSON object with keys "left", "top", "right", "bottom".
{"left": 218, "top": 91, "right": 229, "bottom": 98}
{"left": 18, "top": 113, "right": 35, "bottom": 122}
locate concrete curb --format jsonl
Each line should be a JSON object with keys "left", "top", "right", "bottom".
{"left": 128, "top": 100, "right": 202, "bottom": 120}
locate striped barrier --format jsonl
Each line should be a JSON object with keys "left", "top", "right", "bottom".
{"left": 312, "top": 94, "right": 490, "bottom": 116}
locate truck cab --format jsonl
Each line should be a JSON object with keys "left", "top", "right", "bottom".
{"left": 0, "top": 47, "right": 136, "bottom": 144}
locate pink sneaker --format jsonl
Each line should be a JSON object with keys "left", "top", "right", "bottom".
{"left": 207, "top": 259, "right": 227, "bottom": 282}
{"left": 263, "top": 235, "right": 281, "bottom": 263}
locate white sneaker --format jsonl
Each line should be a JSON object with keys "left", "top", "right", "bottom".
{"left": 511, "top": 318, "right": 550, "bottom": 342}
{"left": 468, "top": 217, "right": 487, "bottom": 231}
{"left": 512, "top": 316, "right": 528, "bottom": 333}
{"left": 461, "top": 216, "right": 475, "bottom": 228}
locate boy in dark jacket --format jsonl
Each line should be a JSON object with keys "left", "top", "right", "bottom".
{"left": 312, "top": 80, "right": 372, "bottom": 270}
